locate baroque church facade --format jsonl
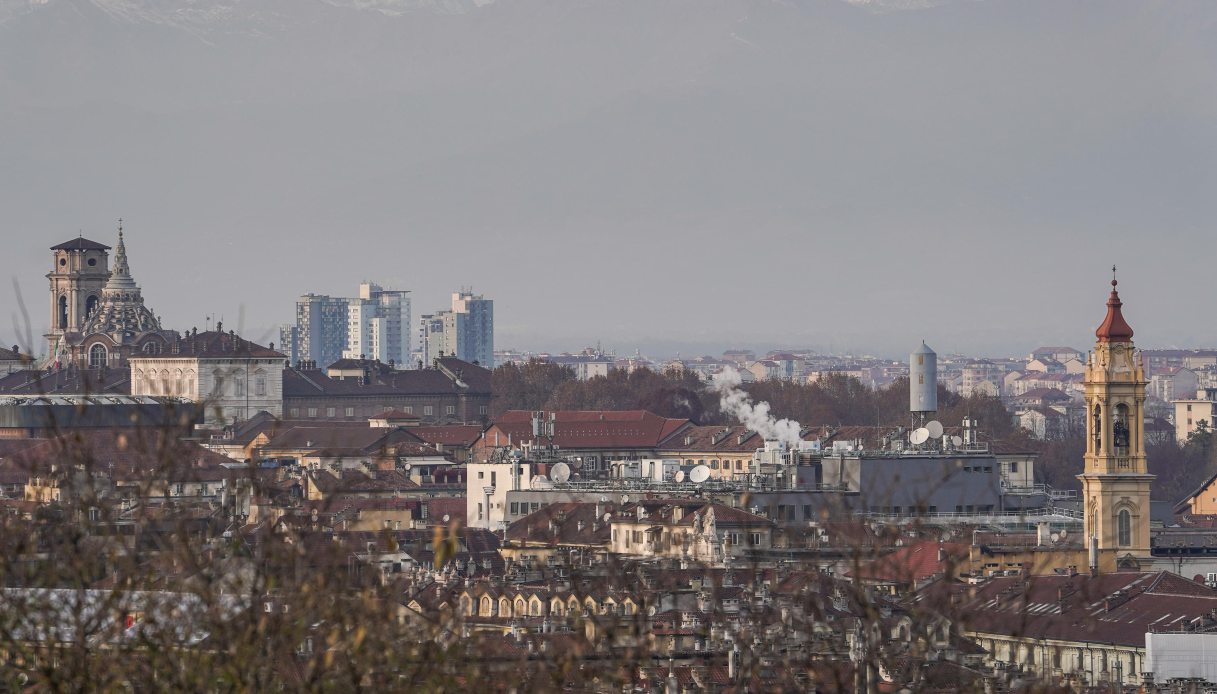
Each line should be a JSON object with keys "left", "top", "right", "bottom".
{"left": 45, "top": 225, "right": 177, "bottom": 368}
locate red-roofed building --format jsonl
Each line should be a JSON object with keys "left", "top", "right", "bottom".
{"left": 957, "top": 571, "right": 1217, "bottom": 688}
{"left": 846, "top": 540, "right": 970, "bottom": 594}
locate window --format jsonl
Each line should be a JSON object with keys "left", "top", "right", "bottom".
{"left": 290, "top": 408, "right": 300, "bottom": 418}
{"left": 88, "top": 344, "right": 107, "bottom": 368}
{"left": 510, "top": 502, "right": 519, "bottom": 515}
{"left": 307, "top": 408, "right": 318, "bottom": 418}
{"left": 403, "top": 407, "right": 413, "bottom": 414}
{"left": 477, "top": 503, "right": 483, "bottom": 520}
{"left": 1010, "top": 461, "right": 1018, "bottom": 473}
{"left": 345, "top": 407, "right": 354, "bottom": 418}
{"left": 446, "top": 405, "right": 455, "bottom": 415}
{"left": 424, "top": 406, "right": 433, "bottom": 416}
{"left": 1118, "top": 509, "right": 1132, "bottom": 546}
{"left": 58, "top": 295, "right": 67, "bottom": 329}
{"left": 255, "top": 374, "right": 267, "bottom": 397}
{"left": 326, "top": 407, "right": 336, "bottom": 418}
{"left": 233, "top": 375, "right": 245, "bottom": 397}
{"left": 479, "top": 406, "right": 488, "bottom": 415}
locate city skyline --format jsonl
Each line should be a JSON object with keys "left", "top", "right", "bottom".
{"left": 3, "top": 229, "right": 1209, "bottom": 362}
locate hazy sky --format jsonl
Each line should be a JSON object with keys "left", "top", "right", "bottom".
{"left": 1, "top": 0, "right": 1214, "bottom": 359}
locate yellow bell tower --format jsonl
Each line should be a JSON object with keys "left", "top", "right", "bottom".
{"left": 1078, "top": 268, "right": 1153, "bottom": 573}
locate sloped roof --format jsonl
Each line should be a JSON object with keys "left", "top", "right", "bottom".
{"left": 0, "top": 368, "right": 130, "bottom": 395}
{"left": 51, "top": 237, "right": 110, "bottom": 251}
{"left": 262, "top": 426, "right": 424, "bottom": 456}
{"left": 136, "top": 331, "right": 284, "bottom": 359}
{"left": 284, "top": 359, "right": 490, "bottom": 398}
{"left": 307, "top": 469, "right": 418, "bottom": 494}
{"left": 3, "top": 430, "right": 237, "bottom": 483}
{"left": 657, "top": 424, "right": 763, "bottom": 453}
{"left": 1096, "top": 279, "right": 1134, "bottom": 342}
{"left": 411, "top": 425, "right": 485, "bottom": 447}
{"left": 505, "top": 502, "right": 613, "bottom": 546}
{"left": 488, "top": 410, "right": 690, "bottom": 449}
{"left": 846, "top": 540, "right": 969, "bottom": 583}
{"left": 958, "top": 571, "right": 1217, "bottom": 647}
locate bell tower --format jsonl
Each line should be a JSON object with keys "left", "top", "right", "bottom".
{"left": 45, "top": 234, "right": 111, "bottom": 362}
{"left": 1078, "top": 268, "right": 1153, "bottom": 572}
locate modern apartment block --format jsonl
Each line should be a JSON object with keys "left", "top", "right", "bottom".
{"left": 293, "top": 294, "right": 350, "bottom": 370}
{"left": 418, "top": 290, "right": 494, "bottom": 367}
{"left": 343, "top": 282, "right": 411, "bottom": 366}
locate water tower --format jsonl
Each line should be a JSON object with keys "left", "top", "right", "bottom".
{"left": 909, "top": 341, "right": 937, "bottom": 421}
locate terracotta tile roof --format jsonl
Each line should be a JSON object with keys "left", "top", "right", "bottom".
{"left": 3, "top": 430, "right": 238, "bottom": 483}
{"left": 261, "top": 426, "right": 425, "bottom": 456}
{"left": 307, "top": 469, "right": 418, "bottom": 494}
{"left": 424, "top": 498, "right": 466, "bottom": 525}
{"left": 487, "top": 410, "right": 690, "bottom": 449}
{"left": 847, "top": 540, "right": 969, "bottom": 583}
{"left": 656, "top": 424, "right": 764, "bottom": 453}
{"left": 410, "top": 425, "right": 484, "bottom": 447}
{"left": 505, "top": 502, "right": 614, "bottom": 546}
{"left": 958, "top": 571, "right": 1217, "bottom": 647}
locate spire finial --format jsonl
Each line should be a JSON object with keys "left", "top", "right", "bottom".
{"left": 1112, "top": 264, "right": 1117, "bottom": 288}
{"left": 118, "top": 218, "right": 123, "bottom": 239}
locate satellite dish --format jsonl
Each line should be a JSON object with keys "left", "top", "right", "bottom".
{"left": 621, "top": 494, "right": 630, "bottom": 504}
{"left": 551, "top": 462, "right": 571, "bottom": 483}
{"left": 689, "top": 465, "right": 712, "bottom": 484}
{"left": 1060, "top": 529, "right": 1068, "bottom": 539}
{"left": 926, "top": 421, "right": 944, "bottom": 439}
{"left": 602, "top": 513, "right": 611, "bottom": 523}
{"left": 673, "top": 470, "right": 686, "bottom": 483}
{"left": 403, "top": 463, "right": 412, "bottom": 471}
{"left": 910, "top": 428, "right": 930, "bottom": 445}
{"left": 1051, "top": 532, "right": 1061, "bottom": 543}
{"left": 442, "top": 514, "right": 450, "bottom": 523}
{"left": 951, "top": 435, "right": 964, "bottom": 447}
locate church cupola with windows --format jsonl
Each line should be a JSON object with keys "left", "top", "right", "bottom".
{"left": 45, "top": 221, "right": 176, "bottom": 369}
{"left": 1078, "top": 268, "right": 1153, "bottom": 572}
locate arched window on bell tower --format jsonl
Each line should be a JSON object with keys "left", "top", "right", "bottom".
{"left": 1113, "top": 404, "right": 1130, "bottom": 457}
{"left": 85, "top": 295, "right": 99, "bottom": 319}
{"left": 58, "top": 296, "right": 68, "bottom": 330}
{"left": 1092, "top": 404, "right": 1102, "bottom": 454}
{"left": 1117, "top": 509, "right": 1131, "bottom": 546}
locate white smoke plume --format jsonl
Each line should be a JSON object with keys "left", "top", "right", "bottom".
{"left": 710, "top": 366, "right": 803, "bottom": 447}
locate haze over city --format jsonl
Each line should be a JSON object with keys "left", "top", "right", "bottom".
{"left": 2, "top": 0, "right": 1215, "bottom": 357}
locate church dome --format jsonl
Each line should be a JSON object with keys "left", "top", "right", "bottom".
{"left": 80, "top": 229, "right": 163, "bottom": 344}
